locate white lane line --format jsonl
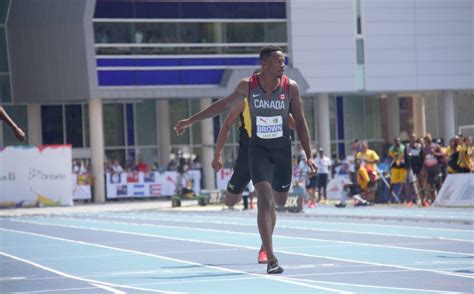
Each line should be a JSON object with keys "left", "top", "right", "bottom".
{"left": 91, "top": 283, "right": 126, "bottom": 294}
{"left": 101, "top": 211, "right": 474, "bottom": 233}
{"left": 75, "top": 212, "right": 473, "bottom": 242}
{"left": 23, "top": 216, "right": 473, "bottom": 257}
{"left": 279, "top": 276, "right": 466, "bottom": 294}
{"left": 0, "top": 228, "right": 351, "bottom": 294}
{"left": 7, "top": 219, "right": 474, "bottom": 280}
{"left": 0, "top": 276, "right": 27, "bottom": 281}
{"left": 0, "top": 250, "right": 180, "bottom": 294}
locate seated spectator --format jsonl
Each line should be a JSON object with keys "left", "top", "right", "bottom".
{"left": 335, "top": 159, "right": 374, "bottom": 207}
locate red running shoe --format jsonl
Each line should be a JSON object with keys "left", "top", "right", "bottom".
{"left": 258, "top": 250, "right": 268, "bottom": 264}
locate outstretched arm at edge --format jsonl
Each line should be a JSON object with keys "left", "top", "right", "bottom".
{"left": 174, "top": 79, "right": 248, "bottom": 135}
{"left": 289, "top": 81, "right": 316, "bottom": 173}
{"left": 212, "top": 101, "right": 244, "bottom": 171}
{"left": 0, "top": 106, "right": 26, "bottom": 142}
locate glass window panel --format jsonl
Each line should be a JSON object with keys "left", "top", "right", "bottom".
{"left": 94, "top": 23, "right": 132, "bottom": 43}
{"left": 65, "top": 105, "right": 83, "bottom": 148}
{"left": 264, "top": 23, "right": 287, "bottom": 42}
{"left": 363, "top": 96, "right": 382, "bottom": 139}
{"left": 178, "top": 23, "right": 216, "bottom": 43}
{"left": 135, "top": 100, "right": 157, "bottom": 146}
{"left": 343, "top": 96, "right": 365, "bottom": 141}
{"left": 225, "top": 23, "right": 264, "bottom": 43}
{"left": 2, "top": 105, "right": 27, "bottom": 146}
{"left": 0, "top": 0, "right": 9, "bottom": 23}
{"left": 96, "top": 46, "right": 288, "bottom": 56}
{"left": 0, "top": 28, "right": 8, "bottom": 72}
{"left": 136, "top": 147, "right": 157, "bottom": 170}
{"left": 105, "top": 149, "right": 126, "bottom": 170}
{"left": 169, "top": 100, "right": 190, "bottom": 145}
{"left": 0, "top": 75, "right": 11, "bottom": 103}
{"left": 41, "top": 105, "right": 64, "bottom": 144}
{"left": 356, "top": 39, "right": 365, "bottom": 65}
{"left": 103, "top": 103, "right": 125, "bottom": 146}
{"left": 135, "top": 23, "right": 177, "bottom": 43}
{"left": 84, "top": 104, "right": 90, "bottom": 147}
{"left": 303, "top": 97, "right": 315, "bottom": 143}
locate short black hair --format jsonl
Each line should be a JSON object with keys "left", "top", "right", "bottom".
{"left": 259, "top": 45, "right": 283, "bottom": 60}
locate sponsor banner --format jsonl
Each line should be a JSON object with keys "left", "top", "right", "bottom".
{"left": 0, "top": 145, "right": 73, "bottom": 208}
{"left": 326, "top": 176, "right": 351, "bottom": 200}
{"left": 435, "top": 174, "right": 474, "bottom": 207}
{"left": 106, "top": 171, "right": 183, "bottom": 198}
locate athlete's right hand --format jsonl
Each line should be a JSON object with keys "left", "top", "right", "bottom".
{"left": 174, "top": 119, "right": 192, "bottom": 135}
{"left": 212, "top": 155, "right": 223, "bottom": 171}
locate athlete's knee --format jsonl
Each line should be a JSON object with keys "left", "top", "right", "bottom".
{"left": 272, "top": 190, "right": 288, "bottom": 207}
{"left": 225, "top": 192, "right": 242, "bottom": 207}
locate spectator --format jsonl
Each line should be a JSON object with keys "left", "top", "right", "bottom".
{"left": 136, "top": 159, "right": 148, "bottom": 172}
{"left": 388, "top": 137, "right": 406, "bottom": 203}
{"left": 446, "top": 136, "right": 461, "bottom": 174}
{"left": 357, "top": 140, "right": 380, "bottom": 172}
{"left": 304, "top": 154, "right": 318, "bottom": 208}
{"left": 421, "top": 134, "right": 443, "bottom": 207}
{"left": 111, "top": 160, "right": 124, "bottom": 174}
{"left": 167, "top": 159, "right": 177, "bottom": 171}
{"left": 404, "top": 133, "right": 423, "bottom": 206}
{"left": 193, "top": 156, "right": 203, "bottom": 170}
{"left": 315, "top": 148, "right": 332, "bottom": 205}
{"left": 458, "top": 136, "right": 473, "bottom": 173}
{"left": 335, "top": 159, "right": 373, "bottom": 207}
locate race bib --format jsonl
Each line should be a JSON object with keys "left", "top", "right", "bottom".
{"left": 256, "top": 115, "right": 283, "bottom": 139}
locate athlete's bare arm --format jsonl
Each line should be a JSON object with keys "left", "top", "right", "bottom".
{"left": 212, "top": 101, "right": 245, "bottom": 171}
{"left": 289, "top": 81, "right": 317, "bottom": 173}
{"left": 0, "top": 106, "right": 26, "bottom": 142}
{"left": 174, "top": 79, "right": 248, "bottom": 135}
{"left": 288, "top": 114, "right": 296, "bottom": 130}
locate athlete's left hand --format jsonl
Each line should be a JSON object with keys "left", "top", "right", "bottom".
{"left": 174, "top": 119, "right": 192, "bottom": 135}
{"left": 306, "top": 158, "right": 317, "bottom": 175}
{"left": 212, "top": 155, "right": 223, "bottom": 172}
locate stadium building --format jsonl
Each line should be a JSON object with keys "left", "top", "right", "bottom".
{"left": 0, "top": 0, "right": 472, "bottom": 202}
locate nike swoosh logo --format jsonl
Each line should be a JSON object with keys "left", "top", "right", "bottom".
{"left": 281, "top": 183, "right": 290, "bottom": 189}
{"left": 252, "top": 93, "right": 261, "bottom": 98}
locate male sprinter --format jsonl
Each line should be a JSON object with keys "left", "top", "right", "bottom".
{"left": 212, "top": 97, "right": 296, "bottom": 264}
{"left": 175, "top": 45, "right": 316, "bottom": 274}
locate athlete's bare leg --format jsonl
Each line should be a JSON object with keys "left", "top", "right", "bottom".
{"left": 255, "top": 181, "right": 279, "bottom": 262}
{"left": 224, "top": 191, "right": 242, "bottom": 208}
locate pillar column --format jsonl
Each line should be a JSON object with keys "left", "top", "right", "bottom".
{"left": 387, "top": 95, "right": 400, "bottom": 140}
{"left": 413, "top": 95, "right": 426, "bottom": 137}
{"left": 442, "top": 91, "right": 456, "bottom": 144}
{"left": 317, "top": 94, "right": 331, "bottom": 157}
{"left": 89, "top": 99, "right": 105, "bottom": 203}
{"left": 156, "top": 99, "right": 170, "bottom": 168}
{"left": 27, "top": 103, "right": 42, "bottom": 146}
{"left": 200, "top": 98, "right": 215, "bottom": 189}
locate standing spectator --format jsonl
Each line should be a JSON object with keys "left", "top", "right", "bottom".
{"left": 357, "top": 140, "right": 380, "bottom": 176}
{"left": 405, "top": 133, "right": 423, "bottom": 206}
{"left": 446, "top": 136, "right": 461, "bottom": 174}
{"left": 388, "top": 137, "right": 406, "bottom": 203}
{"left": 136, "top": 158, "right": 148, "bottom": 172}
{"left": 421, "top": 134, "right": 443, "bottom": 207}
{"left": 111, "top": 160, "right": 124, "bottom": 173}
{"left": 315, "top": 148, "right": 332, "bottom": 205}
{"left": 305, "top": 155, "right": 318, "bottom": 208}
{"left": 458, "top": 136, "right": 473, "bottom": 173}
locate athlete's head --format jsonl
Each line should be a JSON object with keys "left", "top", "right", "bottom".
{"left": 259, "top": 45, "right": 285, "bottom": 77}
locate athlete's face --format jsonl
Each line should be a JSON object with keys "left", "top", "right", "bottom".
{"left": 263, "top": 51, "right": 285, "bottom": 77}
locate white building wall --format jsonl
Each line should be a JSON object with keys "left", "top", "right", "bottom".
{"left": 363, "top": 0, "right": 473, "bottom": 91}
{"left": 288, "top": 0, "right": 357, "bottom": 93}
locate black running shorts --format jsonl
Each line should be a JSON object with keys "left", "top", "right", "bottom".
{"left": 227, "top": 143, "right": 251, "bottom": 195}
{"left": 249, "top": 143, "right": 292, "bottom": 192}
